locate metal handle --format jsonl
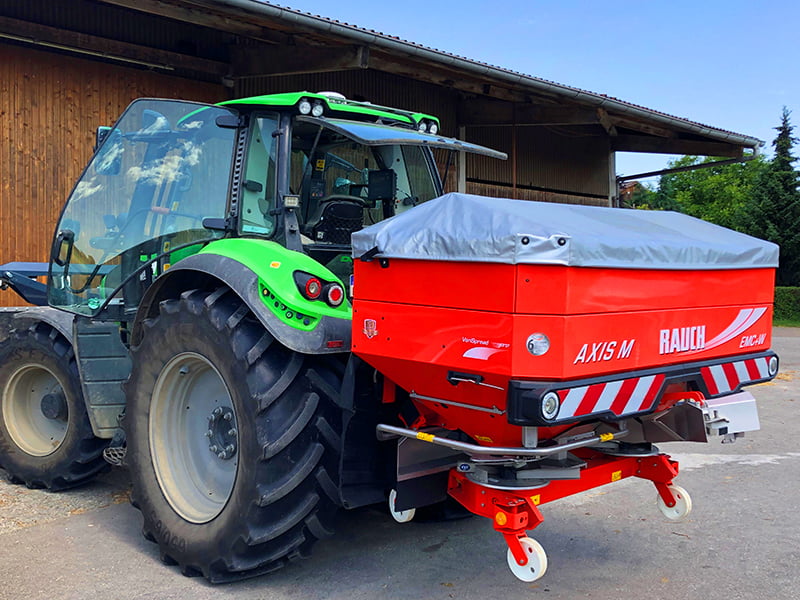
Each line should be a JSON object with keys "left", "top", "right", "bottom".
{"left": 52, "top": 229, "right": 75, "bottom": 267}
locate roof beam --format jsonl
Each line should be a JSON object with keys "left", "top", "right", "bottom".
{"left": 596, "top": 108, "right": 618, "bottom": 136}
{"left": 0, "top": 15, "right": 228, "bottom": 76}
{"left": 97, "top": 0, "right": 291, "bottom": 44}
{"left": 457, "top": 97, "right": 601, "bottom": 126}
{"left": 611, "top": 135, "right": 744, "bottom": 158}
{"left": 231, "top": 44, "right": 369, "bottom": 77}
{"left": 366, "top": 51, "right": 534, "bottom": 104}
{"left": 612, "top": 115, "right": 675, "bottom": 138}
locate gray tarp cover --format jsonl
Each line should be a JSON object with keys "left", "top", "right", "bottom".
{"left": 351, "top": 193, "right": 779, "bottom": 270}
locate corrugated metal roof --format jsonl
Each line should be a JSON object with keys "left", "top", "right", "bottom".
{"left": 237, "top": 1, "right": 762, "bottom": 148}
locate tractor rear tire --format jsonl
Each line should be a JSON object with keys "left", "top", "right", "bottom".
{"left": 124, "top": 288, "right": 343, "bottom": 582}
{"left": 0, "top": 323, "right": 108, "bottom": 490}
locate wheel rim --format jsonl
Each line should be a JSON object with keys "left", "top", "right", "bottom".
{"left": 150, "top": 352, "right": 238, "bottom": 524}
{"left": 389, "top": 489, "right": 416, "bottom": 523}
{"left": 2, "top": 364, "right": 69, "bottom": 456}
{"left": 507, "top": 537, "right": 548, "bottom": 582}
{"left": 657, "top": 484, "right": 692, "bottom": 521}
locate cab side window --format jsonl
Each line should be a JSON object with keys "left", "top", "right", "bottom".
{"left": 241, "top": 114, "right": 279, "bottom": 235}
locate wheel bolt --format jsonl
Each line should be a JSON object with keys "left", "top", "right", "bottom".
{"left": 225, "top": 444, "right": 235, "bottom": 454}
{"left": 213, "top": 407, "right": 222, "bottom": 417}
{"left": 209, "top": 445, "right": 218, "bottom": 453}
{"left": 223, "top": 412, "right": 232, "bottom": 421}
{"left": 205, "top": 430, "right": 213, "bottom": 438}
{"left": 217, "top": 451, "right": 226, "bottom": 459}
{"left": 227, "top": 428, "right": 237, "bottom": 437}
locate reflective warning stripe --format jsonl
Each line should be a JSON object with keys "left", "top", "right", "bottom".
{"left": 551, "top": 355, "right": 771, "bottom": 421}
{"left": 701, "top": 356, "right": 770, "bottom": 396}
{"left": 556, "top": 374, "right": 665, "bottom": 419}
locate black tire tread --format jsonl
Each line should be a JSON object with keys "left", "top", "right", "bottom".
{"left": 124, "top": 287, "right": 343, "bottom": 582}
{"left": 0, "top": 323, "right": 108, "bottom": 490}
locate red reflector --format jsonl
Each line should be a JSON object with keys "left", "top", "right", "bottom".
{"left": 305, "top": 278, "right": 322, "bottom": 299}
{"left": 326, "top": 340, "right": 344, "bottom": 349}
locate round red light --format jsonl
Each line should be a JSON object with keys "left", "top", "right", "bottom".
{"left": 326, "top": 284, "right": 344, "bottom": 306}
{"left": 305, "top": 278, "right": 322, "bottom": 299}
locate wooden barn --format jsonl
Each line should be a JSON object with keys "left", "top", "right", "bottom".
{"left": 0, "top": 0, "right": 762, "bottom": 305}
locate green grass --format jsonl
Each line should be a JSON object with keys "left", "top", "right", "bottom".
{"left": 773, "top": 318, "right": 800, "bottom": 327}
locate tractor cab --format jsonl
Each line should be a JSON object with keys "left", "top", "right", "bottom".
{"left": 48, "top": 92, "right": 505, "bottom": 318}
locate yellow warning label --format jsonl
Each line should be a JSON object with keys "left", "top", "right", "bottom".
{"left": 530, "top": 494, "right": 541, "bottom": 505}
{"left": 599, "top": 433, "right": 614, "bottom": 442}
{"left": 315, "top": 159, "right": 326, "bottom": 170}
{"left": 611, "top": 470, "right": 622, "bottom": 482}
{"left": 474, "top": 435, "right": 493, "bottom": 443}
{"left": 270, "top": 261, "right": 281, "bottom": 269}
{"left": 416, "top": 432, "right": 435, "bottom": 443}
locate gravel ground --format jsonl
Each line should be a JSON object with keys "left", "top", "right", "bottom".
{"left": 0, "top": 468, "right": 130, "bottom": 535}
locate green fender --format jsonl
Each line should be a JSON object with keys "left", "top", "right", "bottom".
{"left": 131, "top": 239, "right": 352, "bottom": 354}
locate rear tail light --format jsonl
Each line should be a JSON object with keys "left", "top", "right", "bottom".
{"left": 294, "top": 271, "right": 347, "bottom": 306}
{"left": 326, "top": 283, "right": 344, "bottom": 307}
{"left": 304, "top": 277, "right": 322, "bottom": 299}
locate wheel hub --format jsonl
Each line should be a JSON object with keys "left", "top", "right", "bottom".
{"left": 40, "top": 392, "right": 68, "bottom": 421}
{"left": 206, "top": 406, "right": 237, "bottom": 460}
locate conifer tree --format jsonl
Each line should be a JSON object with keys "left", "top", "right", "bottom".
{"left": 751, "top": 107, "right": 800, "bottom": 286}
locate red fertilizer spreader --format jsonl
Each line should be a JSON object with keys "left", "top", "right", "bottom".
{"left": 350, "top": 193, "right": 779, "bottom": 581}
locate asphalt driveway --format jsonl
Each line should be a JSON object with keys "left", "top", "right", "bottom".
{"left": 1, "top": 328, "right": 797, "bottom": 600}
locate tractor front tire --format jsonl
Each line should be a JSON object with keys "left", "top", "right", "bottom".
{"left": 124, "top": 288, "right": 342, "bottom": 582}
{"left": 0, "top": 323, "right": 108, "bottom": 490}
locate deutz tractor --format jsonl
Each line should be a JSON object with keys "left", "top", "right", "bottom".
{"left": 0, "top": 92, "right": 503, "bottom": 581}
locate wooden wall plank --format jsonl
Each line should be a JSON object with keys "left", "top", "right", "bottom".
{"left": 0, "top": 43, "right": 224, "bottom": 306}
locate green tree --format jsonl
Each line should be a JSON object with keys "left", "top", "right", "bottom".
{"left": 652, "top": 154, "right": 766, "bottom": 233}
{"left": 750, "top": 107, "right": 800, "bottom": 285}
{"left": 620, "top": 181, "right": 659, "bottom": 209}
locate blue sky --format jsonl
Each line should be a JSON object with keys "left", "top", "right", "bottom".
{"left": 280, "top": 0, "right": 799, "bottom": 181}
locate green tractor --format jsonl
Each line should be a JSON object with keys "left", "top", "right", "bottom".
{"left": 0, "top": 92, "right": 503, "bottom": 581}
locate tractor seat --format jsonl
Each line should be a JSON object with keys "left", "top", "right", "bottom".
{"left": 305, "top": 198, "right": 364, "bottom": 245}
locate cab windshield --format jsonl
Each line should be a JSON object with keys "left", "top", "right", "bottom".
{"left": 48, "top": 99, "right": 237, "bottom": 315}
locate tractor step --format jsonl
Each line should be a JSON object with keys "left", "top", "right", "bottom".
{"left": 73, "top": 318, "right": 132, "bottom": 438}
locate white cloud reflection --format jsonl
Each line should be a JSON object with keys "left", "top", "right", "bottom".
{"left": 126, "top": 142, "right": 202, "bottom": 186}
